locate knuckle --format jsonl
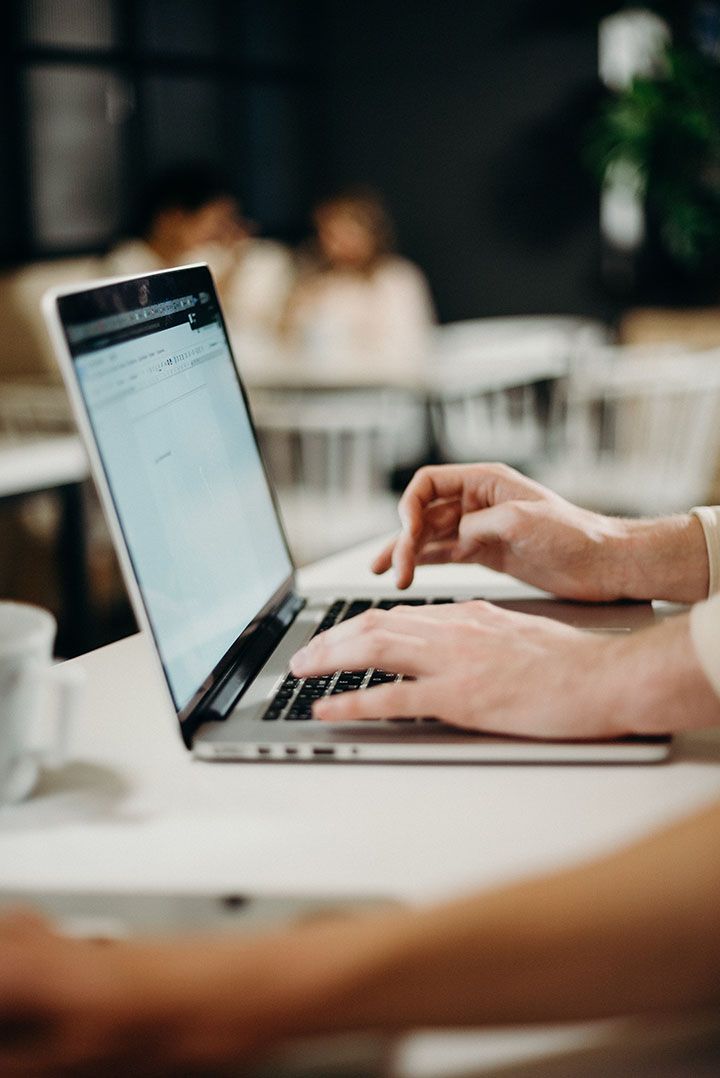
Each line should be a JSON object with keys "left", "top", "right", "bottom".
{"left": 366, "top": 632, "right": 391, "bottom": 665}
{"left": 499, "top": 500, "right": 526, "bottom": 537}
{"left": 309, "top": 633, "right": 327, "bottom": 657}
{"left": 386, "top": 603, "right": 413, "bottom": 617}
{"left": 359, "top": 609, "right": 383, "bottom": 632}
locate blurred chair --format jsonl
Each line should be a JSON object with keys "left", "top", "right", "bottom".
{"left": 250, "top": 387, "right": 415, "bottom": 564}
{"left": 428, "top": 316, "right": 609, "bottom": 468}
{"left": 0, "top": 382, "right": 74, "bottom": 436}
{"left": 0, "top": 258, "right": 98, "bottom": 384}
{"left": 536, "top": 345, "right": 720, "bottom": 516}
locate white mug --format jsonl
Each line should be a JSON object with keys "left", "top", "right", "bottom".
{"left": 0, "top": 601, "right": 83, "bottom": 804}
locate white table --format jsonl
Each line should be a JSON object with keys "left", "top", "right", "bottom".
{"left": 2, "top": 542, "right": 720, "bottom": 1076}
{"left": 0, "top": 433, "right": 87, "bottom": 498}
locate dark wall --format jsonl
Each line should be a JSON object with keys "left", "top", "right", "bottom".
{"left": 317, "top": 1, "right": 613, "bottom": 323}
{"left": 6, "top": 1, "right": 617, "bottom": 324}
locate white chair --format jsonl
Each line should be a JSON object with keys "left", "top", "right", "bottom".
{"left": 0, "top": 382, "right": 74, "bottom": 437}
{"left": 536, "top": 346, "right": 720, "bottom": 516}
{"left": 250, "top": 387, "right": 412, "bottom": 565}
{"left": 428, "top": 316, "right": 609, "bottom": 468}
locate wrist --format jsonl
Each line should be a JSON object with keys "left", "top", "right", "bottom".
{"left": 598, "top": 614, "right": 720, "bottom": 736}
{"left": 611, "top": 514, "right": 709, "bottom": 603}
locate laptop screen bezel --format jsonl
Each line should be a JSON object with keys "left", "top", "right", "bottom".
{"left": 53, "top": 263, "right": 298, "bottom": 729}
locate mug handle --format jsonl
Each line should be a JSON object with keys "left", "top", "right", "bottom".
{"left": 26, "top": 663, "right": 85, "bottom": 769}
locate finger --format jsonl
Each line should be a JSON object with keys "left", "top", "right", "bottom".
{"left": 374, "top": 500, "right": 462, "bottom": 580}
{"left": 397, "top": 467, "right": 468, "bottom": 538}
{"left": 395, "top": 500, "right": 465, "bottom": 586}
{"left": 387, "top": 599, "right": 491, "bottom": 621}
{"left": 412, "top": 540, "right": 471, "bottom": 565}
{"left": 370, "top": 535, "right": 397, "bottom": 575}
{"left": 304, "top": 608, "right": 434, "bottom": 653}
{"left": 313, "top": 680, "right": 432, "bottom": 722}
{"left": 292, "top": 627, "right": 431, "bottom": 679}
{"left": 391, "top": 529, "right": 418, "bottom": 589}
{"left": 457, "top": 502, "right": 522, "bottom": 547}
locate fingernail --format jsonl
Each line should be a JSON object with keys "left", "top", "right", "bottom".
{"left": 399, "top": 508, "right": 410, "bottom": 532}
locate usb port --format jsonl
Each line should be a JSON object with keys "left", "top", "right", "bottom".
{"left": 312, "top": 746, "right": 335, "bottom": 757}
{"left": 257, "top": 746, "right": 272, "bottom": 756}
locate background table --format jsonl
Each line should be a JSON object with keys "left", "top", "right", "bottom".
{"left": 0, "top": 432, "right": 91, "bottom": 654}
{"left": 2, "top": 542, "right": 720, "bottom": 1076}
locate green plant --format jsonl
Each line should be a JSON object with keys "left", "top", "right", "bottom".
{"left": 586, "top": 44, "right": 720, "bottom": 275}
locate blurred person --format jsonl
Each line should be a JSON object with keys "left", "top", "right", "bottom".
{"left": 104, "top": 161, "right": 295, "bottom": 354}
{"left": 3, "top": 464, "right": 720, "bottom": 1073}
{"left": 283, "top": 188, "right": 436, "bottom": 369}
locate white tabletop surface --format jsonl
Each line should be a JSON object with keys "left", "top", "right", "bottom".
{"left": 2, "top": 540, "right": 720, "bottom": 1076}
{"left": 238, "top": 353, "right": 567, "bottom": 394}
{"left": 0, "top": 433, "right": 88, "bottom": 498}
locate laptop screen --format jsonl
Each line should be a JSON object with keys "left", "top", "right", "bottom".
{"left": 57, "top": 265, "right": 292, "bottom": 712}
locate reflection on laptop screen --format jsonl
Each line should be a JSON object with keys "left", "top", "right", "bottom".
{"left": 59, "top": 266, "right": 292, "bottom": 711}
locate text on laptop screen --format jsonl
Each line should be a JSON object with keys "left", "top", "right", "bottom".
{"left": 59, "top": 267, "right": 292, "bottom": 711}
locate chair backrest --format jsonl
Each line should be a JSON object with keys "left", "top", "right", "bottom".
{"left": 250, "top": 386, "right": 415, "bottom": 496}
{"left": 0, "top": 383, "right": 74, "bottom": 438}
{"left": 549, "top": 347, "right": 720, "bottom": 514}
{"left": 428, "top": 316, "right": 610, "bottom": 467}
{"left": 248, "top": 386, "right": 414, "bottom": 563}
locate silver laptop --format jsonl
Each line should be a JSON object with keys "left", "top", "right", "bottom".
{"left": 44, "top": 265, "right": 670, "bottom": 764}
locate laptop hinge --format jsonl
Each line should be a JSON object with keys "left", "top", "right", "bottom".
{"left": 182, "top": 592, "right": 305, "bottom": 745}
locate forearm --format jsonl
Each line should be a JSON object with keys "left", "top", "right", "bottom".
{"left": 611, "top": 514, "right": 709, "bottom": 603}
{"left": 221, "top": 800, "right": 720, "bottom": 1039}
{"left": 594, "top": 612, "right": 720, "bottom": 735}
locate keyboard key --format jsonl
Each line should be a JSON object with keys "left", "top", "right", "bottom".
{"left": 368, "top": 670, "right": 398, "bottom": 685}
{"left": 331, "top": 671, "right": 367, "bottom": 693}
{"left": 377, "top": 598, "right": 428, "bottom": 609}
{"left": 341, "top": 600, "right": 372, "bottom": 621}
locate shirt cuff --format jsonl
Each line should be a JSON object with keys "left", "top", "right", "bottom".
{"left": 690, "top": 506, "right": 720, "bottom": 596}
{"left": 690, "top": 593, "right": 720, "bottom": 699}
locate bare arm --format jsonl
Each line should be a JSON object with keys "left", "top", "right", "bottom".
{"left": 372, "top": 463, "right": 710, "bottom": 603}
{"left": 5, "top": 801, "right": 720, "bottom": 1073}
{"left": 283, "top": 798, "right": 720, "bottom": 1031}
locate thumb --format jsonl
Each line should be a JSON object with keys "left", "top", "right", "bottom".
{"left": 457, "top": 501, "right": 524, "bottom": 552}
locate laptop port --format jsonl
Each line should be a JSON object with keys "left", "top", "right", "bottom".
{"left": 285, "top": 747, "right": 299, "bottom": 756}
{"left": 257, "top": 746, "right": 272, "bottom": 756}
{"left": 312, "top": 746, "right": 335, "bottom": 757}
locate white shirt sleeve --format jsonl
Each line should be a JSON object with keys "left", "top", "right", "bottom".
{"left": 690, "top": 506, "right": 720, "bottom": 596}
{"left": 689, "top": 506, "right": 720, "bottom": 698}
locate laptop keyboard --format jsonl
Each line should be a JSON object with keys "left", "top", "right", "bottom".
{"left": 262, "top": 597, "right": 458, "bottom": 723}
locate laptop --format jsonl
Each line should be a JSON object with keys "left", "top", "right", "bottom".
{"left": 44, "top": 264, "right": 670, "bottom": 764}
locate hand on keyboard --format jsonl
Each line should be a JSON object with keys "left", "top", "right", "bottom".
{"left": 263, "top": 598, "right": 453, "bottom": 723}
{"left": 290, "top": 600, "right": 618, "bottom": 739}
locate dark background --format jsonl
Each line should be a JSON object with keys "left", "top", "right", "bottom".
{"left": 0, "top": 0, "right": 619, "bottom": 324}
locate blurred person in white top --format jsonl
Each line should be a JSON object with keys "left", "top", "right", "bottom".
{"left": 103, "top": 161, "right": 295, "bottom": 358}
{"left": 283, "top": 188, "right": 435, "bottom": 370}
